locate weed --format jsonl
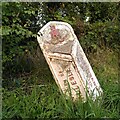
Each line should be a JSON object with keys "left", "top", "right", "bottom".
{"left": 2, "top": 49, "right": 119, "bottom": 119}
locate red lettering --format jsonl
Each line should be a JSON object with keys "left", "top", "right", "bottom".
{"left": 89, "top": 74, "right": 92, "bottom": 79}
{"left": 68, "top": 72, "right": 73, "bottom": 77}
{"left": 58, "top": 71, "right": 64, "bottom": 77}
{"left": 69, "top": 76, "right": 74, "bottom": 81}
{"left": 93, "top": 80, "right": 96, "bottom": 86}
{"left": 60, "top": 73, "right": 64, "bottom": 77}
{"left": 74, "top": 85, "right": 79, "bottom": 90}
{"left": 91, "top": 77, "right": 94, "bottom": 82}
{"left": 71, "top": 80, "right": 77, "bottom": 85}
{"left": 89, "top": 81, "right": 92, "bottom": 87}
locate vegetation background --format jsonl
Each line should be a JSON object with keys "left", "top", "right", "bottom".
{"left": 2, "top": 2, "right": 120, "bottom": 119}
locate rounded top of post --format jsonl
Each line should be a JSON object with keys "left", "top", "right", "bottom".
{"left": 38, "top": 21, "right": 73, "bottom": 33}
{"left": 37, "top": 21, "right": 78, "bottom": 53}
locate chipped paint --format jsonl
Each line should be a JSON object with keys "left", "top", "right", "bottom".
{"left": 37, "top": 21, "right": 103, "bottom": 101}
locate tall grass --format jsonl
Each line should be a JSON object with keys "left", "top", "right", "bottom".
{"left": 2, "top": 80, "right": 119, "bottom": 119}
{"left": 2, "top": 48, "right": 120, "bottom": 119}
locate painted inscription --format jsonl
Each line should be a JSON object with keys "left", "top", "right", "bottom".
{"left": 57, "top": 62, "right": 81, "bottom": 100}
{"left": 37, "top": 21, "right": 103, "bottom": 101}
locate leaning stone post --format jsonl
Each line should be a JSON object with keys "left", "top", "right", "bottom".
{"left": 37, "top": 21, "right": 103, "bottom": 101}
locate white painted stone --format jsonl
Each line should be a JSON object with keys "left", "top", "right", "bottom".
{"left": 37, "top": 21, "right": 103, "bottom": 101}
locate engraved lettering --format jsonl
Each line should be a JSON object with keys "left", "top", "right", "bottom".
{"left": 69, "top": 76, "right": 74, "bottom": 81}
{"left": 37, "top": 21, "right": 103, "bottom": 101}
{"left": 64, "top": 79, "right": 68, "bottom": 86}
{"left": 58, "top": 71, "right": 64, "bottom": 77}
{"left": 71, "top": 80, "right": 77, "bottom": 85}
{"left": 68, "top": 72, "right": 73, "bottom": 77}
{"left": 74, "top": 85, "right": 79, "bottom": 90}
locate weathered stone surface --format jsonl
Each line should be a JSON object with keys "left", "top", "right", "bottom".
{"left": 50, "top": 41, "right": 73, "bottom": 54}
{"left": 37, "top": 21, "right": 103, "bottom": 101}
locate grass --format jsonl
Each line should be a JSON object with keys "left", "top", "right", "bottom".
{"left": 2, "top": 48, "right": 120, "bottom": 119}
